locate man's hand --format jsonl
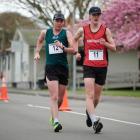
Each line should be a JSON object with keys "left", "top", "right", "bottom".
{"left": 76, "top": 52, "right": 81, "bottom": 61}
{"left": 34, "top": 52, "right": 40, "bottom": 62}
{"left": 54, "top": 40, "right": 63, "bottom": 49}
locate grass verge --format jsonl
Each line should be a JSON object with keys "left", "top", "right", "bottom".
{"left": 103, "top": 89, "right": 140, "bottom": 97}
{"left": 74, "top": 88, "right": 140, "bottom": 98}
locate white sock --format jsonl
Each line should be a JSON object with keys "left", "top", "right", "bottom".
{"left": 90, "top": 114, "right": 97, "bottom": 124}
{"left": 54, "top": 118, "right": 59, "bottom": 123}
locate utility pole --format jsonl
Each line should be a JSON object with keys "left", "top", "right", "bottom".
{"left": 72, "top": 3, "right": 76, "bottom": 94}
{"left": 33, "top": 48, "right": 37, "bottom": 90}
{"left": 0, "top": 27, "right": 4, "bottom": 72}
{"left": 0, "top": 27, "right": 2, "bottom": 72}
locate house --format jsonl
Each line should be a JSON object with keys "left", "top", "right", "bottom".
{"left": 105, "top": 50, "right": 140, "bottom": 90}
{"left": 3, "top": 28, "right": 46, "bottom": 88}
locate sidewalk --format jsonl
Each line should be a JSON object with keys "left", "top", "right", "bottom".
{"left": 8, "top": 87, "right": 140, "bottom": 102}
{"left": 8, "top": 87, "right": 85, "bottom": 100}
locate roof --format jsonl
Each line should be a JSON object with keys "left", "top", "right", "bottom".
{"left": 18, "top": 28, "right": 44, "bottom": 47}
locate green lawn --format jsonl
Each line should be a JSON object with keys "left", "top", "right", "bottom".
{"left": 103, "top": 89, "right": 140, "bottom": 97}
{"left": 74, "top": 88, "right": 140, "bottom": 98}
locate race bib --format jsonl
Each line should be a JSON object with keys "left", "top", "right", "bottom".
{"left": 49, "top": 43, "right": 63, "bottom": 54}
{"left": 89, "top": 50, "right": 103, "bottom": 60}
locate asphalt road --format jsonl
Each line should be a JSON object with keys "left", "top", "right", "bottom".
{"left": 0, "top": 93, "right": 140, "bottom": 140}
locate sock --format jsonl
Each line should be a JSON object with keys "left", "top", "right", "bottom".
{"left": 90, "top": 114, "right": 97, "bottom": 124}
{"left": 54, "top": 118, "right": 59, "bottom": 123}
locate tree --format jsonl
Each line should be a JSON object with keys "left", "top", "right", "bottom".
{"left": 17, "top": 0, "right": 106, "bottom": 26}
{"left": 102, "top": 0, "right": 140, "bottom": 50}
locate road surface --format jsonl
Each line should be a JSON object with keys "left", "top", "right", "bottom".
{"left": 0, "top": 93, "right": 140, "bottom": 140}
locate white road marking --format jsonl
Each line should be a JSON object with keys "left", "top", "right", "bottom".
{"left": 27, "top": 104, "right": 140, "bottom": 126}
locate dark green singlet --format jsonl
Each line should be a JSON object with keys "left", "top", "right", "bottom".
{"left": 45, "top": 28, "right": 69, "bottom": 68}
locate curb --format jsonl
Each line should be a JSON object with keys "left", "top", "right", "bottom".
{"left": 8, "top": 88, "right": 85, "bottom": 100}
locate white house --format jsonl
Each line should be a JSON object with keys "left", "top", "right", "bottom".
{"left": 6, "top": 28, "right": 45, "bottom": 88}
{"left": 105, "top": 50, "right": 140, "bottom": 90}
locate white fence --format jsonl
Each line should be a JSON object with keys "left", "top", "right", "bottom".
{"left": 105, "top": 72, "right": 140, "bottom": 90}
{"left": 76, "top": 66, "right": 140, "bottom": 90}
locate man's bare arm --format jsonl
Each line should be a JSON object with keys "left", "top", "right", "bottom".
{"left": 34, "top": 30, "right": 46, "bottom": 60}
{"left": 73, "top": 27, "right": 84, "bottom": 52}
{"left": 65, "top": 30, "right": 76, "bottom": 54}
{"left": 73, "top": 27, "right": 84, "bottom": 60}
{"left": 35, "top": 30, "right": 46, "bottom": 53}
{"left": 74, "top": 27, "right": 84, "bottom": 42}
{"left": 104, "top": 28, "right": 116, "bottom": 52}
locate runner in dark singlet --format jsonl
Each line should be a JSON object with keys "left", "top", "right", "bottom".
{"left": 34, "top": 11, "right": 76, "bottom": 132}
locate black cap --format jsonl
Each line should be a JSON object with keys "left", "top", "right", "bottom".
{"left": 89, "top": 6, "right": 101, "bottom": 15}
{"left": 53, "top": 11, "right": 65, "bottom": 20}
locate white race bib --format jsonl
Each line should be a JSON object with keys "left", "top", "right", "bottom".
{"left": 49, "top": 43, "right": 63, "bottom": 54}
{"left": 89, "top": 50, "right": 103, "bottom": 60}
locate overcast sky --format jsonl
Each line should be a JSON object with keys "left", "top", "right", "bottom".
{"left": 0, "top": 0, "right": 32, "bottom": 17}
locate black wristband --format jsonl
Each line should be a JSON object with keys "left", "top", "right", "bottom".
{"left": 62, "top": 46, "right": 65, "bottom": 51}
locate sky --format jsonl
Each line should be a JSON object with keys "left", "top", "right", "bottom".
{"left": 0, "top": 0, "right": 100, "bottom": 18}
{"left": 0, "top": 0, "right": 101, "bottom": 25}
{"left": 0, "top": 0, "right": 33, "bottom": 17}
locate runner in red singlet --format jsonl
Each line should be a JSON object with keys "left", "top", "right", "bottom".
{"left": 74, "top": 6, "right": 116, "bottom": 133}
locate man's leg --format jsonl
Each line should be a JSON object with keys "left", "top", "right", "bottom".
{"left": 57, "top": 66, "right": 68, "bottom": 108}
{"left": 46, "top": 78, "right": 59, "bottom": 120}
{"left": 94, "top": 84, "right": 103, "bottom": 108}
{"left": 58, "top": 84, "right": 66, "bottom": 108}
{"left": 84, "top": 78, "right": 95, "bottom": 114}
{"left": 92, "top": 83, "right": 104, "bottom": 133}
{"left": 46, "top": 78, "right": 62, "bottom": 132}
{"left": 84, "top": 78, "right": 96, "bottom": 126}
{"left": 94, "top": 67, "right": 107, "bottom": 108}
{"left": 84, "top": 78, "right": 103, "bottom": 133}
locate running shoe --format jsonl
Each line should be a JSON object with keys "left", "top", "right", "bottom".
{"left": 93, "top": 118, "right": 103, "bottom": 133}
{"left": 86, "top": 110, "right": 92, "bottom": 127}
{"left": 53, "top": 122, "right": 62, "bottom": 132}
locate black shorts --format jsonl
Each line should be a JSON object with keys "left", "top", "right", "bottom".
{"left": 83, "top": 65, "right": 107, "bottom": 85}
{"left": 45, "top": 65, "right": 68, "bottom": 85}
